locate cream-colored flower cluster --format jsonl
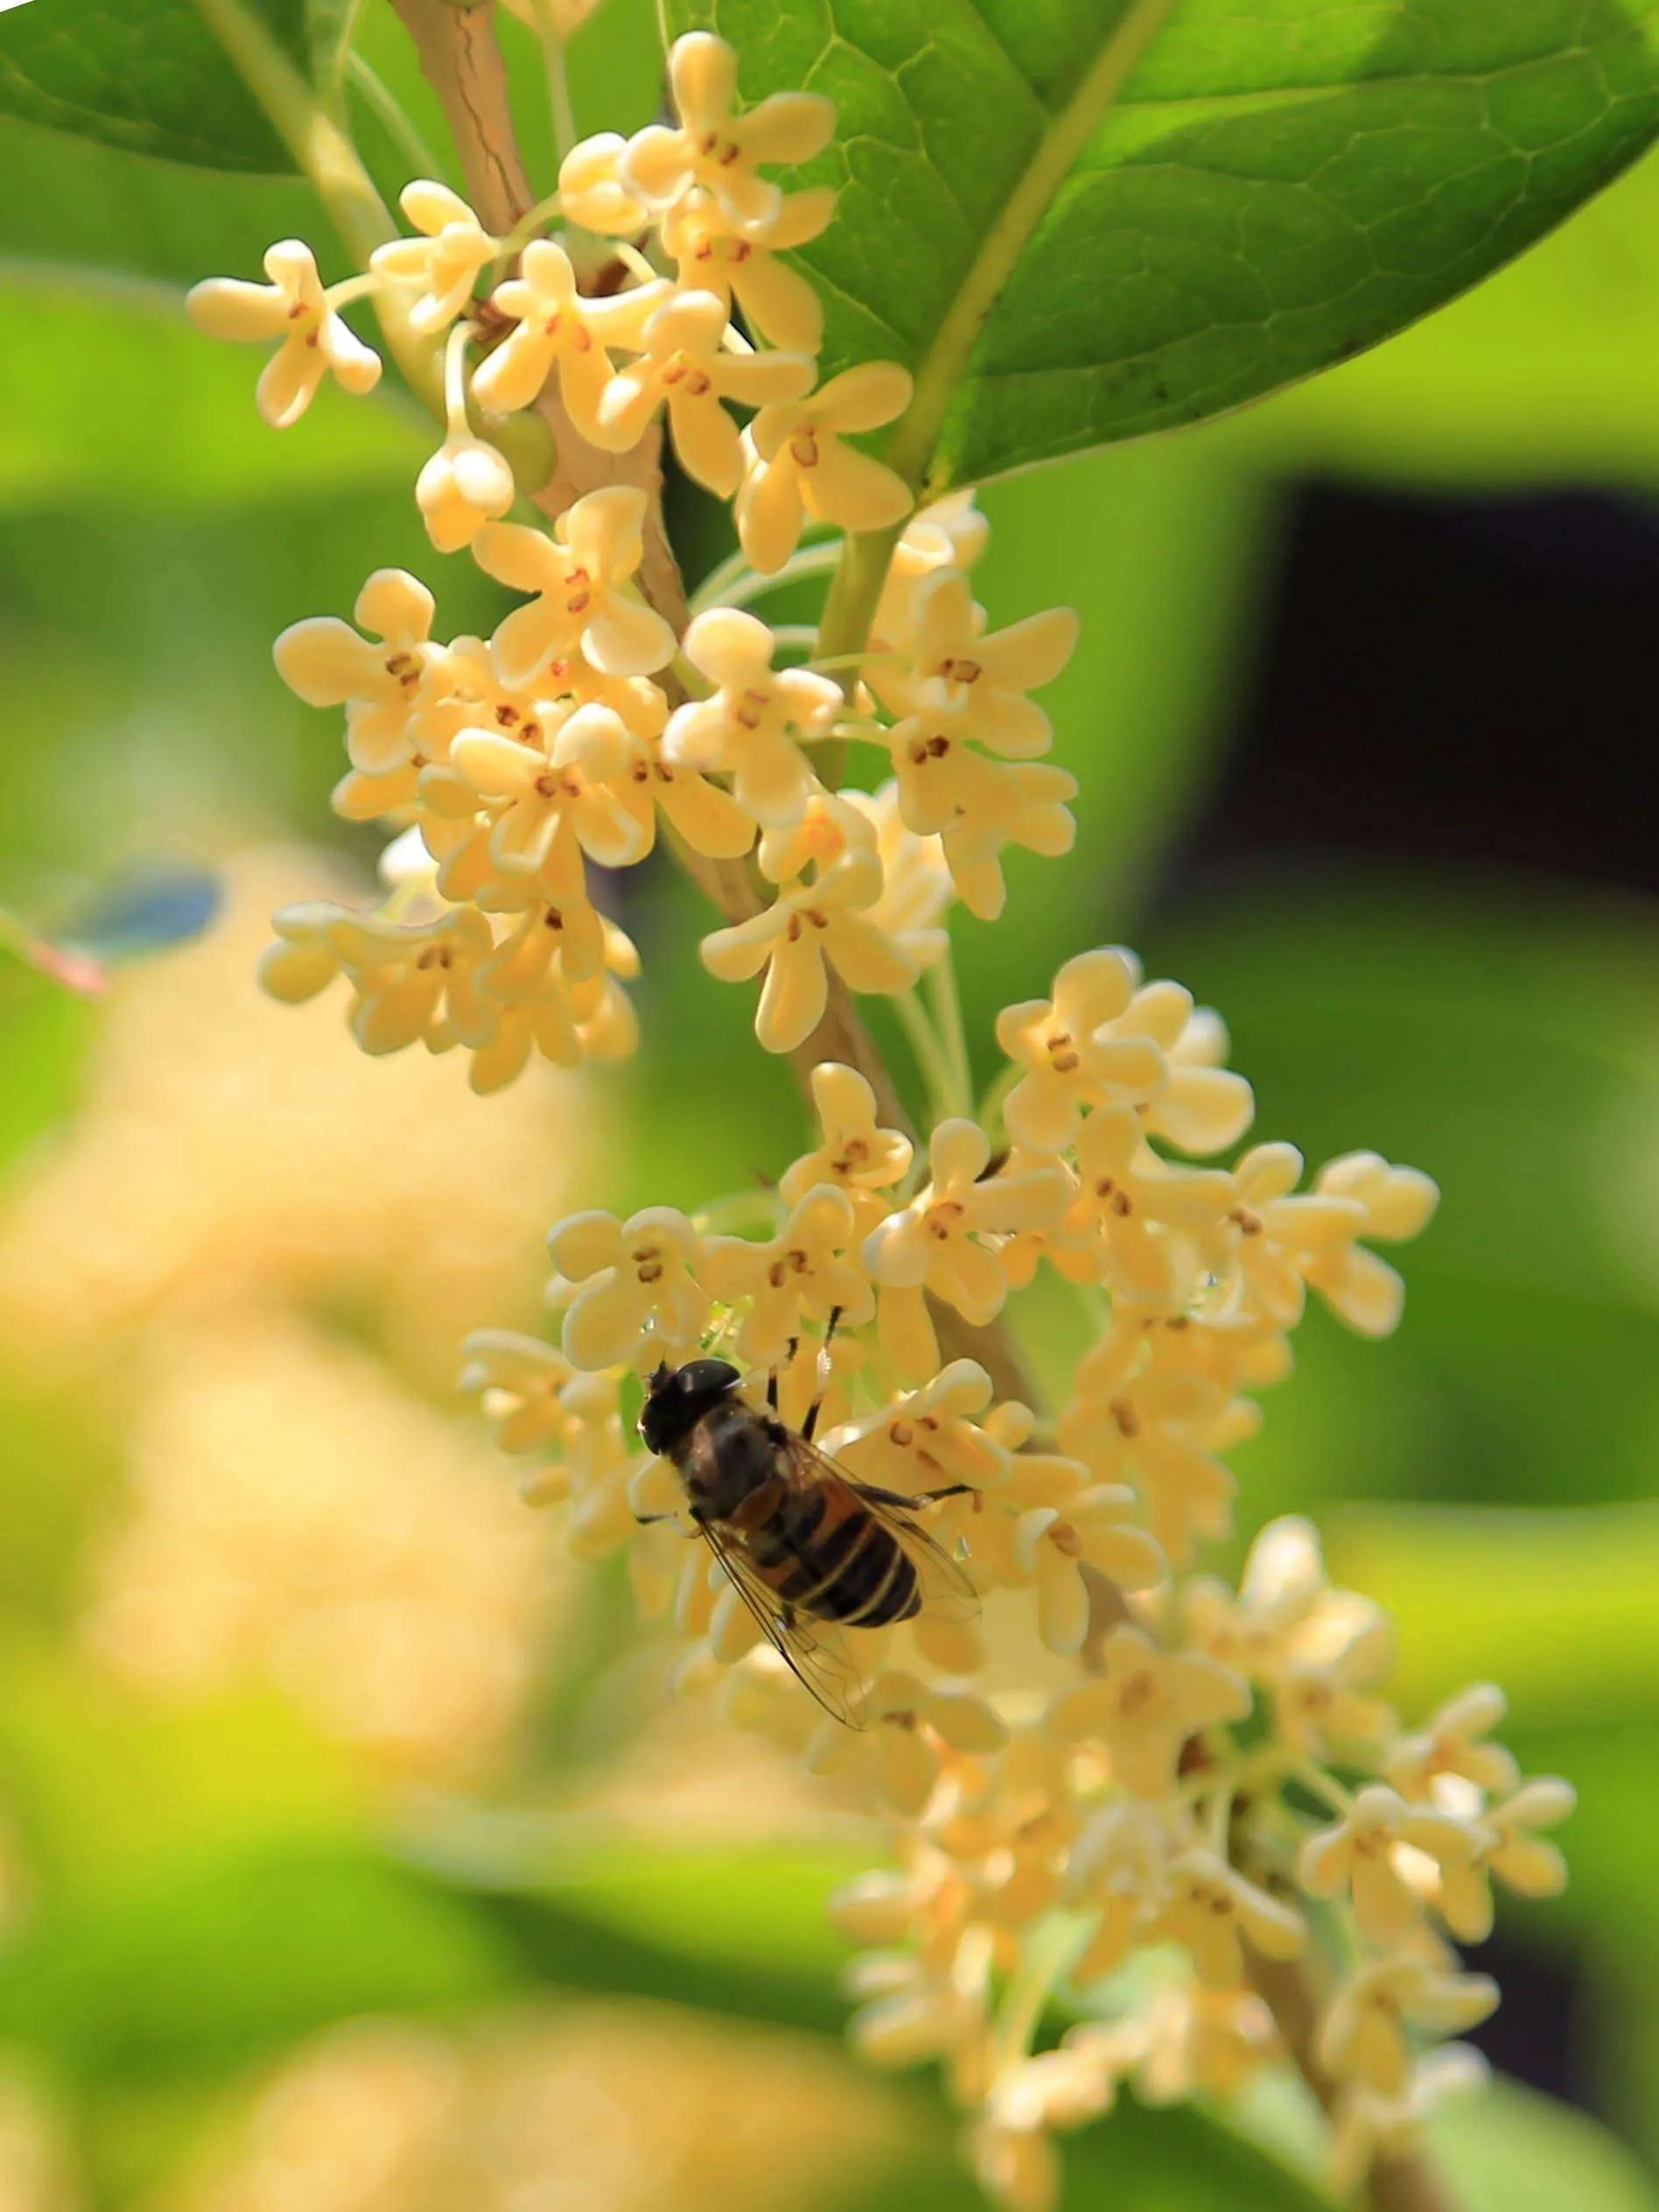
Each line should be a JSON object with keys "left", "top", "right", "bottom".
{"left": 190, "top": 20, "right": 1571, "bottom": 2205}
{"left": 192, "top": 36, "right": 1084, "bottom": 1085}
{"left": 465, "top": 990, "right": 1568, "bottom": 2205}
{"left": 468, "top": 995, "right": 1574, "bottom": 2202}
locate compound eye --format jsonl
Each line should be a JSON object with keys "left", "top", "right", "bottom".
{"left": 677, "top": 1356, "right": 740, "bottom": 1397}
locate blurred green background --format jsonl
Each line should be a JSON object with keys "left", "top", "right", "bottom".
{"left": 2, "top": 1, "right": 1658, "bottom": 2205}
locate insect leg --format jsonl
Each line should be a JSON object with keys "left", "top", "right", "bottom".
{"left": 849, "top": 1479, "right": 974, "bottom": 1508}
{"left": 634, "top": 1504, "right": 706, "bottom": 1532}
{"left": 801, "top": 1306, "right": 844, "bottom": 1443}
{"left": 769, "top": 1337, "right": 800, "bottom": 1416}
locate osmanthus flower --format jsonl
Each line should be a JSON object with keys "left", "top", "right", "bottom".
{"left": 845, "top": 783, "right": 953, "bottom": 972}
{"left": 470, "top": 240, "right": 666, "bottom": 423}
{"left": 415, "top": 422, "right": 516, "bottom": 553}
{"left": 1136, "top": 990, "right": 1255, "bottom": 1156}
{"left": 699, "top": 1183, "right": 874, "bottom": 1367}
{"left": 861, "top": 1118, "right": 1069, "bottom": 1376}
{"left": 545, "top": 1205, "right": 710, "bottom": 1370}
{"left": 1044, "top": 1624, "right": 1251, "bottom": 1800}
{"left": 369, "top": 180, "right": 496, "bottom": 334}
{"left": 463, "top": 1339, "right": 636, "bottom": 1546}
{"left": 488, "top": 891, "right": 611, "bottom": 1000}
{"left": 615, "top": 723, "right": 758, "bottom": 862}
{"left": 1139, "top": 1850, "right": 1307, "bottom": 1990}
{"left": 1201, "top": 1140, "right": 1367, "bottom": 1327}
{"left": 557, "top": 132, "right": 650, "bottom": 236}
{"left": 940, "top": 760, "right": 1079, "bottom": 924}
{"left": 661, "top": 183, "right": 838, "bottom": 352}
{"left": 1433, "top": 1777, "right": 1576, "bottom": 1944}
{"left": 596, "top": 289, "right": 815, "bottom": 494}
{"left": 875, "top": 567, "right": 1079, "bottom": 760}
{"left": 187, "top": 239, "right": 380, "bottom": 427}
{"left": 1012, "top": 1486, "right": 1165, "bottom": 1655}
{"left": 1318, "top": 1955, "right": 1498, "bottom": 2101}
{"left": 474, "top": 490, "right": 677, "bottom": 683}
{"left": 755, "top": 781, "right": 872, "bottom": 885}
{"left": 700, "top": 849, "right": 918, "bottom": 1055}
{"left": 1204, "top": 1143, "right": 1442, "bottom": 1340}
{"left": 1299, "top": 1783, "right": 1480, "bottom": 1949}
{"left": 777, "top": 1062, "right": 912, "bottom": 1234}
{"left": 664, "top": 608, "right": 841, "bottom": 825}
{"left": 874, "top": 491, "right": 992, "bottom": 652}
{"left": 273, "top": 568, "right": 447, "bottom": 776}
{"left": 457, "top": 1328, "right": 575, "bottom": 1459}
{"left": 824, "top": 1360, "right": 1012, "bottom": 1501}
{"left": 1329, "top": 2044, "right": 1489, "bottom": 2201}
{"left": 258, "top": 900, "right": 495, "bottom": 1058}
{"left": 971, "top": 2044, "right": 1119, "bottom": 2212}
{"left": 1065, "top": 1800, "right": 1170, "bottom": 1983}
{"left": 1068, "top": 1106, "right": 1234, "bottom": 1300}
{"left": 1184, "top": 1518, "right": 1398, "bottom": 1757}
{"left": 845, "top": 1923, "right": 995, "bottom": 2076}
{"left": 1386, "top": 1683, "right": 1520, "bottom": 1802}
{"left": 1058, "top": 1328, "right": 1239, "bottom": 1565}
{"left": 619, "top": 31, "right": 835, "bottom": 229}
{"left": 807, "top": 1668, "right": 1008, "bottom": 1816}
{"left": 736, "top": 363, "right": 916, "bottom": 574}
{"left": 994, "top": 947, "right": 1160, "bottom": 1156}
{"left": 447, "top": 700, "right": 650, "bottom": 877}
{"left": 1300, "top": 1152, "right": 1441, "bottom": 1338}
{"left": 1121, "top": 1985, "right": 1282, "bottom": 2107}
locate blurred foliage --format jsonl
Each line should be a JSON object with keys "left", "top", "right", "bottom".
{"left": 2, "top": 0, "right": 1659, "bottom": 2205}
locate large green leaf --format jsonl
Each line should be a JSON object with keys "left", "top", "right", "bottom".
{"left": 0, "top": 0, "right": 312, "bottom": 174}
{"left": 670, "top": 0, "right": 1659, "bottom": 490}
{"left": 1224, "top": 144, "right": 1659, "bottom": 486}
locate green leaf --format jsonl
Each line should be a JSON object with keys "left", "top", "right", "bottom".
{"left": 1431, "top": 2076, "right": 1659, "bottom": 2212}
{"left": 0, "top": 1844, "right": 515, "bottom": 2080}
{"left": 1328, "top": 1501, "right": 1659, "bottom": 1725}
{"left": 0, "top": 1656, "right": 363, "bottom": 1909}
{"left": 0, "top": 0, "right": 311, "bottom": 174}
{"left": 668, "top": 0, "right": 1659, "bottom": 489}
{"left": 1222, "top": 144, "right": 1659, "bottom": 486}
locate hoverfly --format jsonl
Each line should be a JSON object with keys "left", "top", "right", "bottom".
{"left": 637, "top": 1320, "right": 979, "bottom": 1728}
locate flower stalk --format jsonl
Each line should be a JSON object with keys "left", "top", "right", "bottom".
{"left": 184, "top": 7, "right": 1570, "bottom": 2208}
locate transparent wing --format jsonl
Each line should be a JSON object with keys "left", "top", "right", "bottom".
{"left": 697, "top": 1516, "right": 868, "bottom": 1730}
{"left": 776, "top": 1434, "right": 982, "bottom": 1627}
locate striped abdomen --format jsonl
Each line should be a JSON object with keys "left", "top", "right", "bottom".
{"left": 732, "top": 1476, "right": 919, "bottom": 1628}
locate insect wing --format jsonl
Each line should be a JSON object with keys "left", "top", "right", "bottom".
{"left": 697, "top": 1516, "right": 868, "bottom": 1729}
{"left": 776, "top": 1434, "right": 982, "bottom": 1626}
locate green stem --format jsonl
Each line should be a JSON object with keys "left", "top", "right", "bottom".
{"left": 346, "top": 49, "right": 448, "bottom": 180}
{"left": 812, "top": 520, "right": 906, "bottom": 791}
{"left": 688, "top": 538, "right": 843, "bottom": 617}
{"left": 892, "top": 988, "right": 959, "bottom": 1128}
{"left": 976, "top": 1057, "right": 1021, "bottom": 1140}
{"left": 1291, "top": 1758, "right": 1354, "bottom": 1817}
{"left": 324, "top": 0, "right": 368, "bottom": 109}
{"left": 190, "top": 0, "right": 552, "bottom": 490}
{"left": 498, "top": 189, "right": 567, "bottom": 256}
{"left": 187, "top": 0, "right": 440, "bottom": 412}
{"left": 926, "top": 944, "right": 974, "bottom": 1121}
{"left": 534, "top": 0, "right": 580, "bottom": 165}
